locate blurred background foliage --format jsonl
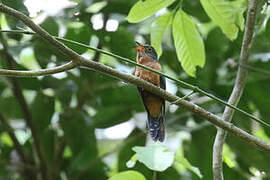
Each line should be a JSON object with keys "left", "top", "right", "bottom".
{"left": 0, "top": 0, "right": 270, "bottom": 179}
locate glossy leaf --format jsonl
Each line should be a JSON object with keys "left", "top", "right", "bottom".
{"left": 151, "top": 12, "right": 173, "bottom": 57}
{"left": 126, "top": 0, "right": 176, "bottom": 23}
{"left": 173, "top": 9, "right": 205, "bottom": 77}
{"left": 200, "top": 0, "right": 238, "bottom": 40}
{"left": 132, "top": 144, "right": 174, "bottom": 172}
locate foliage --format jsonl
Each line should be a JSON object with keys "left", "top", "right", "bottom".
{"left": 0, "top": 0, "right": 270, "bottom": 179}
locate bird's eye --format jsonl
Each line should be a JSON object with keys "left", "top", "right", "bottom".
{"left": 147, "top": 47, "right": 152, "bottom": 52}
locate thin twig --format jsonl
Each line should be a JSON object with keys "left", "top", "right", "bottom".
{"left": 238, "top": 63, "right": 270, "bottom": 76}
{"left": 0, "top": 61, "right": 76, "bottom": 77}
{"left": 0, "top": 32, "right": 48, "bottom": 179}
{"left": 1, "top": 2, "right": 270, "bottom": 158}
{"left": 0, "top": 29, "right": 268, "bottom": 128}
{"left": 213, "top": 0, "right": 259, "bottom": 179}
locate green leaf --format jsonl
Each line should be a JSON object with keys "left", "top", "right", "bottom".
{"left": 64, "top": 24, "right": 91, "bottom": 54}
{"left": 109, "top": 170, "right": 146, "bottom": 180}
{"left": 118, "top": 128, "right": 151, "bottom": 179}
{"left": 231, "top": 0, "right": 247, "bottom": 31}
{"left": 31, "top": 92, "right": 54, "bottom": 132}
{"left": 0, "top": 96, "right": 23, "bottom": 119}
{"left": 172, "top": 9, "right": 205, "bottom": 77}
{"left": 200, "top": 0, "right": 238, "bottom": 40}
{"left": 126, "top": 154, "right": 138, "bottom": 168}
{"left": 40, "top": 17, "right": 59, "bottom": 36}
{"left": 0, "top": 132, "right": 13, "bottom": 147}
{"left": 151, "top": 12, "right": 173, "bottom": 57}
{"left": 132, "top": 144, "right": 174, "bottom": 172}
{"left": 126, "top": 0, "right": 176, "bottom": 23}
{"left": 174, "top": 142, "right": 203, "bottom": 178}
{"left": 59, "top": 108, "right": 106, "bottom": 177}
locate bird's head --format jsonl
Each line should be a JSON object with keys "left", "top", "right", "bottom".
{"left": 135, "top": 41, "right": 158, "bottom": 61}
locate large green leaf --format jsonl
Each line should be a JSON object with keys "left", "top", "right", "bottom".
{"left": 151, "top": 12, "right": 173, "bottom": 57}
{"left": 200, "top": 0, "right": 238, "bottom": 40}
{"left": 126, "top": 0, "right": 176, "bottom": 23}
{"left": 173, "top": 9, "right": 205, "bottom": 77}
{"left": 109, "top": 170, "right": 146, "bottom": 180}
{"left": 132, "top": 144, "right": 174, "bottom": 172}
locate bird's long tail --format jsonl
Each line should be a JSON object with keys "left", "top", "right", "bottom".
{"left": 147, "top": 114, "right": 165, "bottom": 142}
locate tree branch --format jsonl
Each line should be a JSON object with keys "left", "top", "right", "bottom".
{"left": 0, "top": 113, "right": 27, "bottom": 163}
{"left": 0, "top": 61, "right": 76, "bottom": 77}
{"left": 0, "top": 33, "right": 48, "bottom": 179}
{"left": 79, "top": 60, "right": 270, "bottom": 152}
{"left": 0, "top": 2, "right": 270, "bottom": 158}
{"left": 213, "top": 0, "right": 259, "bottom": 179}
{"left": 0, "top": 113, "right": 37, "bottom": 179}
{"left": 0, "top": 29, "right": 268, "bottom": 128}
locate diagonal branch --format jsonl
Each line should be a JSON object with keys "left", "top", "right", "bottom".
{"left": 212, "top": 0, "right": 259, "bottom": 179}
{"left": 0, "top": 33, "right": 48, "bottom": 179}
{"left": 0, "top": 30, "right": 268, "bottom": 128}
{"left": 0, "top": 2, "right": 270, "bottom": 156}
{"left": 0, "top": 113, "right": 27, "bottom": 163}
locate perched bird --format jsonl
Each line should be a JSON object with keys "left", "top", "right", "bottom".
{"left": 134, "top": 42, "right": 166, "bottom": 142}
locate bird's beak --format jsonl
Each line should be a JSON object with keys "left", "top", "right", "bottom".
{"left": 135, "top": 41, "right": 144, "bottom": 51}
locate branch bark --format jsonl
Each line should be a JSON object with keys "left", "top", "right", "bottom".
{"left": 0, "top": 30, "right": 268, "bottom": 128}
{"left": 0, "top": 2, "right": 270, "bottom": 160}
{"left": 0, "top": 33, "right": 48, "bottom": 179}
{"left": 212, "top": 0, "right": 259, "bottom": 179}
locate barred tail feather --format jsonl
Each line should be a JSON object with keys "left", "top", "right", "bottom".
{"left": 147, "top": 114, "right": 165, "bottom": 142}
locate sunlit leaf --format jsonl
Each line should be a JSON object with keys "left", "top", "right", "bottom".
{"left": 230, "top": 0, "right": 247, "bottom": 31}
{"left": 200, "top": 0, "right": 238, "bottom": 40}
{"left": 151, "top": 12, "right": 173, "bottom": 57}
{"left": 109, "top": 170, "right": 146, "bottom": 180}
{"left": 132, "top": 144, "right": 174, "bottom": 172}
{"left": 126, "top": 0, "right": 176, "bottom": 23}
{"left": 172, "top": 9, "right": 205, "bottom": 77}
{"left": 126, "top": 154, "right": 138, "bottom": 168}
{"left": 0, "top": 132, "right": 13, "bottom": 147}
